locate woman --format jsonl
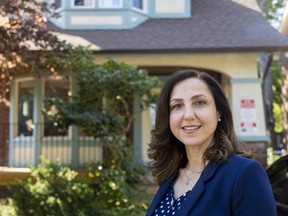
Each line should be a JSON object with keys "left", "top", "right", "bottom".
{"left": 146, "top": 70, "right": 276, "bottom": 216}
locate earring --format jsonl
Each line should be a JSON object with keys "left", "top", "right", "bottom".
{"left": 218, "top": 118, "right": 221, "bottom": 122}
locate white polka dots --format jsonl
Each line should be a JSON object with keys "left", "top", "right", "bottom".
{"left": 154, "top": 185, "right": 190, "bottom": 215}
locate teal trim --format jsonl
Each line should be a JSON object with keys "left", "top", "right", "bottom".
{"left": 10, "top": 73, "right": 33, "bottom": 79}
{"left": 71, "top": 77, "right": 78, "bottom": 167}
{"left": 230, "top": 78, "right": 262, "bottom": 84}
{"left": 64, "top": 10, "right": 138, "bottom": 30}
{"left": 9, "top": 138, "right": 102, "bottom": 147}
{"left": 239, "top": 135, "right": 269, "bottom": 142}
{"left": 8, "top": 80, "right": 15, "bottom": 166}
{"left": 186, "top": 0, "right": 191, "bottom": 15}
{"left": 33, "top": 78, "right": 42, "bottom": 166}
{"left": 10, "top": 142, "right": 33, "bottom": 147}
{"left": 46, "top": 0, "right": 190, "bottom": 30}
{"left": 150, "top": 0, "right": 191, "bottom": 18}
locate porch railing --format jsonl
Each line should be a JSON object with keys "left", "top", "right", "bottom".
{"left": 1, "top": 123, "right": 103, "bottom": 168}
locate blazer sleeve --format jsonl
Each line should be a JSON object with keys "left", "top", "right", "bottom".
{"left": 232, "top": 160, "right": 277, "bottom": 216}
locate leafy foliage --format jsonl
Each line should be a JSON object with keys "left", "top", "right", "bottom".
{"left": 40, "top": 58, "right": 159, "bottom": 215}
{"left": 257, "top": 0, "right": 286, "bottom": 135}
{"left": 88, "top": 160, "right": 148, "bottom": 216}
{"left": 257, "top": 0, "right": 286, "bottom": 27}
{"left": 44, "top": 45, "right": 96, "bottom": 74}
{"left": 42, "top": 58, "right": 160, "bottom": 138}
{"left": 83, "top": 135, "right": 150, "bottom": 215}
{"left": 0, "top": 199, "right": 16, "bottom": 216}
{"left": 0, "top": 0, "right": 70, "bottom": 104}
{"left": 6, "top": 157, "right": 148, "bottom": 216}
{"left": 271, "top": 61, "right": 283, "bottom": 133}
{"left": 8, "top": 157, "right": 98, "bottom": 216}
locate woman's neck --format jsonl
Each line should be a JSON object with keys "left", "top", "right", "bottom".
{"left": 185, "top": 147, "right": 206, "bottom": 171}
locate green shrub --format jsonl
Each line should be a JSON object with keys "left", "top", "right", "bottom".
{"left": 88, "top": 161, "right": 148, "bottom": 216}
{"left": 7, "top": 156, "right": 149, "bottom": 216}
{"left": 86, "top": 136, "right": 149, "bottom": 215}
{"left": 8, "top": 157, "right": 98, "bottom": 216}
{"left": 0, "top": 199, "right": 16, "bottom": 216}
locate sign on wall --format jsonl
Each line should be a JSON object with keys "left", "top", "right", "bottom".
{"left": 240, "top": 99, "right": 257, "bottom": 135}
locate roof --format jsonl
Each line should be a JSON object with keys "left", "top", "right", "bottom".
{"left": 48, "top": 0, "right": 288, "bottom": 53}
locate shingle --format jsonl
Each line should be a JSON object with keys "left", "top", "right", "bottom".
{"left": 48, "top": 0, "right": 288, "bottom": 52}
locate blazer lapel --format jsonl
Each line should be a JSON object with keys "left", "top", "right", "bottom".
{"left": 177, "top": 161, "right": 220, "bottom": 216}
{"left": 177, "top": 175, "right": 205, "bottom": 215}
{"left": 146, "top": 171, "right": 177, "bottom": 216}
{"left": 146, "top": 161, "right": 220, "bottom": 216}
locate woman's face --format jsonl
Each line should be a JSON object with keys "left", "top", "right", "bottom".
{"left": 169, "top": 78, "right": 220, "bottom": 150}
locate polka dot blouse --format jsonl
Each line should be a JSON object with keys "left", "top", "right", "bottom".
{"left": 154, "top": 184, "right": 192, "bottom": 216}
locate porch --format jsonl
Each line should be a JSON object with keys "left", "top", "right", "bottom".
{"left": 0, "top": 123, "right": 103, "bottom": 168}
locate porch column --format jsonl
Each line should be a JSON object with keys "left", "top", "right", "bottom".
{"left": 32, "top": 78, "right": 42, "bottom": 166}
{"left": 71, "top": 125, "right": 79, "bottom": 168}
{"left": 70, "top": 76, "right": 79, "bottom": 168}
{"left": 8, "top": 80, "right": 15, "bottom": 166}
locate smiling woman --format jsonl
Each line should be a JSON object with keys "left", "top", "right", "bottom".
{"left": 169, "top": 78, "right": 219, "bottom": 153}
{"left": 146, "top": 69, "right": 277, "bottom": 216}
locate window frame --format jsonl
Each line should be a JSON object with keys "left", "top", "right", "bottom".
{"left": 43, "top": 75, "right": 71, "bottom": 137}
{"left": 14, "top": 77, "right": 35, "bottom": 138}
{"left": 132, "top": 0, "right": 147, "bottom": 13}
{"left": 12, "top": 76, "right": 73, "bottom": 139}
{"left": 54, "top": 0, "right": 63, "bottom": 10}
{"left": 71, "top": 0, "right": 95, "bottom": 9}
{"left": 98, "top": 0, "right": 123, "bottom": 9}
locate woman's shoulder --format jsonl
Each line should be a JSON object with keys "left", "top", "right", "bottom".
{"left": 229, "top": 153, "right": 259, "bottom": 163}
{"left": 230, "top": 153, "right": 250, "bottom": 160}
{"left": 224, "top": 153, "right": 265, "bottom": 173}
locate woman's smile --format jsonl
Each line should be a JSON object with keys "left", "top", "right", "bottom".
{"left": 182, "top": 125, "right": 201, "bottom": 133}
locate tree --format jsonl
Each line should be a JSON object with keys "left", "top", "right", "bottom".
{"left": 43, "top": 58, "right": 160, "bottom": 138}
{"left": 41, "top": 58, "right": 160, "bottom": 214}
{"left": 0, "top": 0, "right": 69, "bottom": 105}
{"left": 270, "top": 61, "right": 283, "bottom": 134}
{"left": 257, "top": 0, "right": 286, "bottom": 28}
{"left": 258, "top": 0, "right": 287, "bottom": 150}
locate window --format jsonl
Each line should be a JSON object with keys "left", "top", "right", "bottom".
{"left": 54, "top": 0, "right": 62, "bottom": 9}
{"left": 98, "top": 0, "right": 123, "bottom": 8}
{"left": 72, "top": 0, "right": 94, "bottom": 8}
{"left": 44, "top": 76, "right": 70, "bottom": 136}
{"left": 133, "top": 0, "right": 143, "bottom": 10}
{"left": 17, "top": 80, "right": 34, "bottom": 137}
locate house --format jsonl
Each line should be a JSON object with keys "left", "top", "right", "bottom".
{"left": 1, "top": 0, "right": 288, "bottom": 169}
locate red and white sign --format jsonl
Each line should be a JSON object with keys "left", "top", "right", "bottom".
{"left": 240, "top": 99, "right": 257, "bottom": 135}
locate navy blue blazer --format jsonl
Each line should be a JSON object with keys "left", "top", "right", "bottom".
{"left": 146, "top": 154, "right": 276, "bottom": 216}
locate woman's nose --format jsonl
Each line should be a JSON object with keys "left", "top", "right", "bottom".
{"left": 183, "top": 107, "right": 196, "bottom": 121}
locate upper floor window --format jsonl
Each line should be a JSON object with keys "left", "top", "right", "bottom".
{"left": 72, "top": 0, "right": 94, "bottom": 8}
{"left": 54, "top": 0, "right": 62, "bottom": 9}
{"left": 133, "top": 0, "right": 143, "bottom": 10}
{"left": 98, "top": 0, "right": 123, "bottom": 8}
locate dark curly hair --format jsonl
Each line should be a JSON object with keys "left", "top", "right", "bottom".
{"left": 147, "top": 69, "right": 249, "bottom": 185}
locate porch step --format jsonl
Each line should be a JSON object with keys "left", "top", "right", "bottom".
{"left": 0, "top": 167, "right": 30, "bottom": 186}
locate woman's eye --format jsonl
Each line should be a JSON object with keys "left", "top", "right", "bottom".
{"left": 195, "top": 100, "right": 206, "bottom": 105}
{"left": 171, "top": 104, "right": 182, "bottom": 110}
